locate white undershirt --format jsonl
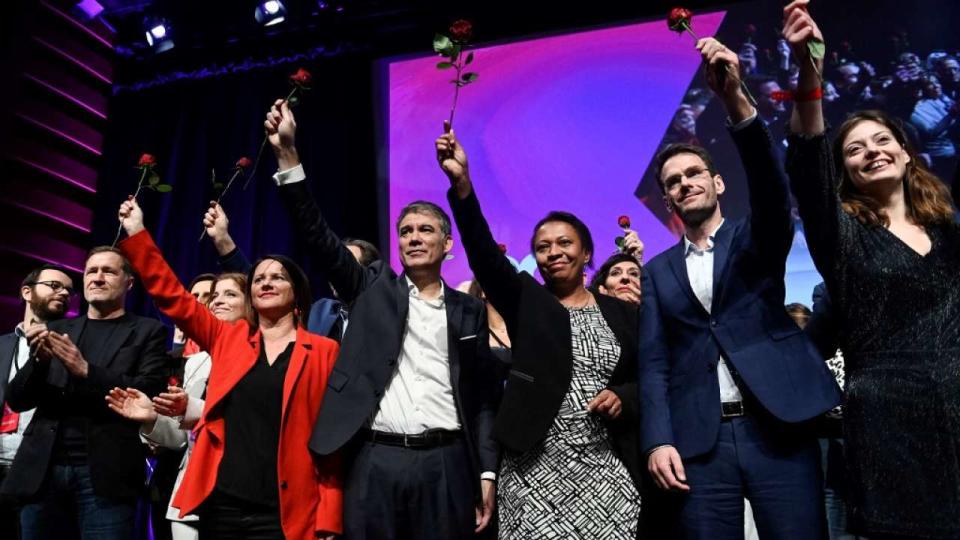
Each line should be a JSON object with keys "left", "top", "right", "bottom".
{"left": 683, "top": 221, "right": 744, "bottom": 404}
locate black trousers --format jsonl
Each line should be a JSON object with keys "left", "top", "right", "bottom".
{"left": 343, "top": 439, "right": 476, "bottom": 540}
{"left": 197, "top": 491, "right": 283, "bottom": 540}
{"left": 0, "top": 463, "right": 21, "bottom": 540}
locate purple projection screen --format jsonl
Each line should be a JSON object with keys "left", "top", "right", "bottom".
{"left": 384, "top": 13, "right": 726, "bottom": 286}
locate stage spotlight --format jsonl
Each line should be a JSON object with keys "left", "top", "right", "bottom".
{"left": 255, "top": 0, "right": 287, "bottom": 26}
{"left": 144, "top": 17, "right": 174, "bottom": 53}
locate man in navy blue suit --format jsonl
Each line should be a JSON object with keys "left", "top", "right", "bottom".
{"left": 638, "top": 38, "right": 841, "bottom": 538}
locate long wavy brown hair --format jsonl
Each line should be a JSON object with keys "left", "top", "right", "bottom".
{"left": 832, "top": 110, "right": 955, "bottom": 227}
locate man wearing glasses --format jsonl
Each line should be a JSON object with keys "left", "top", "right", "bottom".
{"left": 0, "top": 247, "right": 168, "bottom": 539}
{"left": 0, "top": 266, "right": 75, "bottom": 537}
{"left": 637, "top": 38, "right": 840, "bottom": 537}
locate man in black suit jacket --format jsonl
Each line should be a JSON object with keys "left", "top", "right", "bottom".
{"left": 0, "top": 265, "right": 74, "bottom": 538}
{"left": 265, "top": 99, "right": 498, "bottom": 539}
{"left": 1, "top": 246, "right": 167, "bottom": 539}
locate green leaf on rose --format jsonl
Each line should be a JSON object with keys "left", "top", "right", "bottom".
{"left": 449, "top": 44, "right": 461, "bottom": 62}
{"left": 615, "top": 236, "right": 625, "bottom": 248}
{"left": 465, "top": 52, "right": 474, "bottom": 65}
{"left": 462, "top": 72, "right": 479, "bottom": 83}
{"left": 154, "top": 184, "right": 173, "bottom": 193}
{"left": 288, "top": 95, "right": 300, "bottom": 108}
{"left": 147, "top": 172, "right": 160, "bottom": 186}
{"left": 433, "top": 34, "right": 454, "bottom": 56}
{"left": 436, "top": 61, "right": 454, "bottom": 70}
{"left": 807, "top": 38, "right": 825, "bottom": 60}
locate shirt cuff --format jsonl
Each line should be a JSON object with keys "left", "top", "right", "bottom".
{"left": 645, "top": 443, "right": 674, "bottom": 457}
{"left": 728, "top": 111, "right": 759, "bottom": 132}
{"left": 480, "top": 471, "right": 497, "bottom": 482}
{"left": 273, "top": 163, "right": 306, "bottom": 186}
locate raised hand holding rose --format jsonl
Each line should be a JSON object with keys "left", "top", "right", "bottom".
{"left": 435, "top": 121, "right": 472, "bottom": 199}
{"left": 118, "top": 196, "right": 145, "bottom": 237}
{"left": 243, "top": 67, "right": 311, "bottom": 190}
{"left": 667, "top": 7, "right": 757, "bottom": 107}
{"left": 782, "top": 0, "right": 825, "bottom": 81}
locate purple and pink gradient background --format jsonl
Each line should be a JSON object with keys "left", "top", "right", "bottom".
{"left": 385, "top": 13, "right": 726, "bottom": 285}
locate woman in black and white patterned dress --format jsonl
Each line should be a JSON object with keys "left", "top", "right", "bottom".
{"left": 437, "top": 127, "right": 646, "bottom": 538}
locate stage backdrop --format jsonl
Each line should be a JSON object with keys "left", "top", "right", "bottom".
{"left": 381, "top": 12, "right": 823, "bottom": 304}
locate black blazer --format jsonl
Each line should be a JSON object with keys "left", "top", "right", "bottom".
{"left": 448, "top": 187, "right": 642, "bottom": 484}
{"left": 0, "top": 314, "right": 168, "bottom": 499}
{"left": 278, "top": 180, "right": 498, "bottom": 493}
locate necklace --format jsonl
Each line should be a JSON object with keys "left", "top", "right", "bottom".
{"left": 561, "top": 289, "right": 594, "bottom": 309}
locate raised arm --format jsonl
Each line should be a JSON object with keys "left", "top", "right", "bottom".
{"left": 785, "top": 0, "right": 825, "bottom": 137}
{"left": 203, "top": 202, "right": 253, "bottom": 274}
{"left": 118, "top": 197, "right": 225, "bottom": 353}
{"left": 782, "top": 0, "right": 844, "bottom": 276}
{"left": 699, "top": 37, "right": 793, "bottom": 259}
{"left": 264, "top": 99, "right": 372, "bottom": 304}
{"left": 437, "top": 123, "right": 523, "bottom": 328}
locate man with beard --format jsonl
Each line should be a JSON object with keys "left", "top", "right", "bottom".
{"left": 0, "top": 247, "right": 167, "bottom": 539}
{"left": 638, "top": 38, "right": 840, "bottom": 537}
{"left": 0, "top": 266, "right": 74, "bottom": 537}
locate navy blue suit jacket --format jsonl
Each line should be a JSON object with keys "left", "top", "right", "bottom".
{"left": 638, "top": 118, "right": 841, "bottom": 459}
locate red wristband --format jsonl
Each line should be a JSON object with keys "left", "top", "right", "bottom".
{"left": 793, "top": 86, "right": 824, "bottom": 103}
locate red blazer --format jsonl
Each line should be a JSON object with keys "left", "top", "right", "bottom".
{"left": 121, "top": 230, "right": 343, "bottom": 538}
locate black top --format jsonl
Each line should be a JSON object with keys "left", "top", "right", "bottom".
{"left": 787, "top": 132, "right": 960, "bottom": 538}
{"left": 54, "top": 314, "right": 132, "bottom": 465}
{"left": 214, "top": 340, "right": 293, "bottom": 507}
{"left": 448, "top": 188, "right": 642, "bottom": 485}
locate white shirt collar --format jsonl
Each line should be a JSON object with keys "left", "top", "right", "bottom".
{"left": 405, "top": 276, "right": 446, "bottom": 302}
{"left": 684, "top": 218, "right": 725, "bottom": 256}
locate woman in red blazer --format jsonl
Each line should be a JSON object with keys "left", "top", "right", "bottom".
{"left": 117, "top": 197, "right": 342, "bottom": 539}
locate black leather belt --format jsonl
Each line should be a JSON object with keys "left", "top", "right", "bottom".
{"left": 363, "top": 429, "right": 462, "bottom": 448}
{"left": 721, "top": 401, "right": 745, "bottom": 419}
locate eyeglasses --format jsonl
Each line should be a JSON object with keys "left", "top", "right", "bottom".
{"left": 30, "top": 281, "right": 76, "bottom": 296}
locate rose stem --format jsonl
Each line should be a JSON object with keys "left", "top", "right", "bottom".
{"left": 243, "top": 85, "right": 298, "bottom": 190}
{"left": 199, "top": 168, "right": 243, "bottom": 242}
{"left": 112, "top": 167, "right": 149, "bottom": 247}
{"left": 447, "top": 50, "right": 463, "bottom": 128}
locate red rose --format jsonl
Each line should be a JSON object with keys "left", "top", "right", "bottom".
{"left": 235, "top": 157, "right": 252, "bottom": 169}
{"left": 167, "top": 375, "right": 181, "bottom": 387}
{"left": 744, "top": 23, "right": 757, "bottom": 35}
{"left": 289, "top": 68, "right": 312, "bottom": 87}
{"left": 617, "top": 215, "right": 631, "bottom": 229}
{"left": 497, "top": 243, "right": 507, "bottom": 254}
{"left": 667, "top": 7, "right": 693, "bottom": 33}
{"left": 449, "top": 19, "right": 473, "bottom": 42}
{"left": 138, "top": 153, "right": 156, "bottom": 167}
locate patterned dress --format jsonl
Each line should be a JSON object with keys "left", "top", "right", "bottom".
{"left": 498, "top": 305, "right": 641, "bottom": 539}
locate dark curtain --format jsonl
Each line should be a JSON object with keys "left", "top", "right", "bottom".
{"left": 93, "top": 54, "right": 383, "bottom": 329}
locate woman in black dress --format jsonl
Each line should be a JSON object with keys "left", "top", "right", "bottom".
{"left": 784, "top": 2, "right": 960, "bottom": 538}
{"left": 436, "top": 127, "right": 643, "bottom": 539}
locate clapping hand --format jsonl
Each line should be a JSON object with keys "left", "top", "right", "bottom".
{"left": 106, "top": 387, "right": 158, "bottom": 424}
